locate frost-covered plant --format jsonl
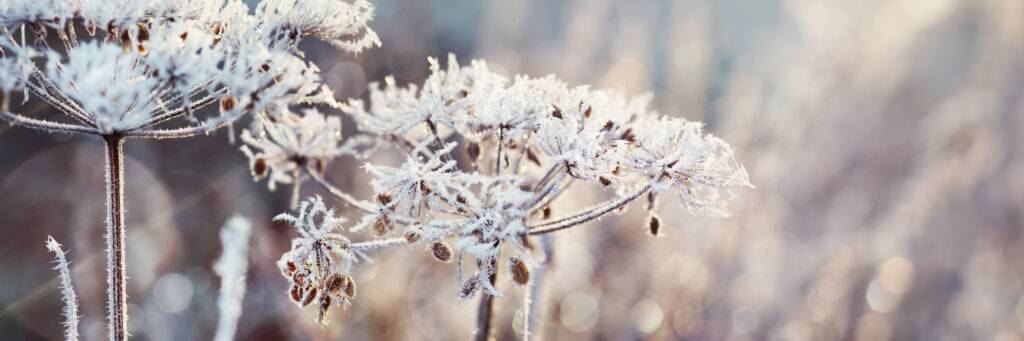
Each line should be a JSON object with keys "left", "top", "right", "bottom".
{"left": 248, "top": 54, "right": 753, "bottom": 339}
{"left": 213, "top": 215, "right": 253, "bottom": 341}
{"left": 0, "top": 0, "right": 378, "bottom": 340}
{"left": 46, "top": 236, "right": 80, "bottom": 341}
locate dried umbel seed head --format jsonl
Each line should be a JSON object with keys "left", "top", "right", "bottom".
{"left": 466, "top": 141, "right": 480, "bottom": 162}
{"left": 648, "top": 214, "right": 661, "bottom": 236}
{"left": 509, "top": 257, "right": 530, "bottom": 286}
{"left": 431, "top": 242, "right": 452, "bottom": 263}
{"left": 458, "top": 277, "right": 479, "bottom": 300}
{"left": 252, "top": 158, "right": 268, "bottom": 178}
{"left": 371, "top": 214, "right": 392, "bottom": 236}
{"left": 220, "top": 96, "right": 237, "bottom": 113}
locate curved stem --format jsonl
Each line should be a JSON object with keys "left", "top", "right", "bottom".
{"left": 103, "top": 135, "right": 127, "bottom": 341}
{"left": 305, "top": 167, "right": 377, "bottom": 213}
{"left": 527, "top": 180, "right": 656, "bottom": 235}
{"left": 523, "top": 235, "right": 553, "bottom": 341}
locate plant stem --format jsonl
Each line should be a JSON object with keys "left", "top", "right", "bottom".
{"left": 475, "top": 257, "right": 498, "bottom": 341}
{"left": 522, "top": 235, "right": 553, "bottom": 341}
{"left": 103, "top": 134, "right": 128, "bottom": 341}
{"left": 527, "top": 179, "right": 656, "bottom": 235}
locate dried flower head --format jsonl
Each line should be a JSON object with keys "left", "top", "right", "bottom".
{"left": 275, "top": 196, "right": 357, "bottom": 324}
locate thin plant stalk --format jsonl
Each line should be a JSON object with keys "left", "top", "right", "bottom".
{"left": 475, "top": 257, "right": 498, "bottom": 341}
{"left": 103, "top": 134, "right": 128, "bottom": 341}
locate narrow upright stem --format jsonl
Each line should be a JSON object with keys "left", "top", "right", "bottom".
{"left": 103, "top": 134, "right": 128, "bottom": 341}
{"left": 475, "top": 258, "right": 498, "bottom": 341}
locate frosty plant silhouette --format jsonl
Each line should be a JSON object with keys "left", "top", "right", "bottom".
{"left": 1, "top": 0, "right": 751, "bottom": 340}
{"left": 249, "top": 55, "right": 753, "bottom": 340}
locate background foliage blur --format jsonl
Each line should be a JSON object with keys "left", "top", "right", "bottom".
{"left": 3, "top": 0, "right": 1024, "bottom": 340}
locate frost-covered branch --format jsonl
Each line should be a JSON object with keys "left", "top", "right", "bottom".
{"left": 213, "top": 215, "right": 252, "bottom": 341}
{"left": 45, "top": 236, "right": 80, "bottom": 341}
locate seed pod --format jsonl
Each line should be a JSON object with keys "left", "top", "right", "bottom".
{"left": 325, "top": 274, "right": 345, "bottom": 295}
{"left": 319, "top": 295, "right": 332, "bottom": 317}
{"left": 220, "top": 97, "right": 237, "bottom": 113}
{"left": 542, "top": 206, "right": 552, "bottom": 220}
{"left": 431, "top": 242, "right": 452, "bottom": 263}
{"left": 376, "top": 193, "right": 392, "bottom": 206}
{"left": 404, "top": 230, "right": 421, "bottom": 243}
{"left": 458, "top": 277, "right": 479, "bottom": 300}
{"left": 289, "top": 284, "right": 302, "bottom": 303}
{"left": 526, "top": 148, "right": 541, "bottom": 166}
{"left": 509, "top": 257, "right": 530, "bottom": 286}
{"left": 372, "top": 214, "right": 391, "bottom": 236}
{"left": 136, "top": 23, "right": 149, "bottom": 41}
{"left": 551, "top": 105, "right": 563, "bottom": 119}
{"left": 466, "top": 141, "right": 480, "bottom": 162}
{"left": 281, "top": 261, "right": 297, "bottom": 277}
{"left": 252, "top": 158, "right": 268, "bottom": 178}
{"left": 314, "top": 159, "right": 326, "bottom": 175}
{"left": 302, "top": 287, "right": 318, "bottom": 306}
{"left": 343, "top": 275, "right": 356, "bottom": 297}
{"left": 648, "top": 215, "right": 661, "bottom": 236}
{"left": 599, "top": 176, "right": 612, "bottom": 187}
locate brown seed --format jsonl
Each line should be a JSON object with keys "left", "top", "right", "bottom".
{"left": 302, "top": 287, "right": 318, "bottom": 306}
{"left": 542, "top": 206, "right": 552, "bottom": 220}
{"left": 86, "top": 20, "right": 96, "bottom": 36}
{"left": 0, "top": 91, "right": 5, "bottom": 110}
{"left": 431, "top": 242, "right": 452, "bottom": 263}
{"left": 419, "top": 182, "right": 432, "bottom": 195}
{"left": 551, "top": 105, "right": 563, "bottom": 119}
{"left": 602, "top": 120, "right": 615, "bottom": 132}
{"left": 466, "top": 141, "right": 480, "bottom": 162}
{"left": 372, "top": 214, "right": 391, "bottom": 236}
{"left": 220, "top": 96, "right": 237, "bottom": 112}
{"left": 404, "top": 230, "right": 421, "bottom": 243}
{"left": 343, "top": 275, "right": 356, "bottom": 297}
{"left": 252, "top": 158, "right": 268, "bottom": 178}
{"left": 458, "top": 277, "right": 479, "bottom": 300}
{"left": 314, "top": 159, "right": 326, "bottom": 175}
{"left": 120, "top": 29, "right": 130, "bottom": 45}
{"left": 509, "top": 258, "right": 530, "bottom": 286}
{"left": 620, "top": 128, "right": 636, "bottom": 143}
{"left": 648, "top": 215, "right": 661, "bottom": 236}
{"left": 212, "top": 23, "right": 224, "bottom": 35}
{"left": 376, "top": 193, "right": 392, "bottom": 206}
{"left": 526, "top": 148, "right": 541, "bottom": 166}
{"left": 325, "top": 274, "right": 344, "bottom": 295}
{"left": 320, "top": 295, "right": 332, "bottom": 313}
{"left": 179, "top": 31, "right": 188, "bottom": 41}
{"left": 599, "top": 176, "right": 612, "bottom": 187}
{"left": 137, "top": 24, "right": 149, "bottom": 41}
{"left": 260, "top": 63, "right": 270, "bottom": 73}
{"left": 289, "top": 284, "right": 302, "bottom": 302}
{"left": 584, "top": 105, "right": 592, "bottom": 119}
{"left": 281, "top": 261, "right": 297, "bottom": 277}
{"left": 137, "top": 44, "right": 147, "bottom": 55}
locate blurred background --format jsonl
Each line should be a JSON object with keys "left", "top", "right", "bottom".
{"left": 3, "top": 0, "right": 1024, "bottom": 340}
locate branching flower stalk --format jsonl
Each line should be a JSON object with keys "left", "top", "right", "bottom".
{"left": 1, "top": 0, "right": 379, "bottom": 340}
{"left": 248, "top": 54, "right": 754, "bottom": 338}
